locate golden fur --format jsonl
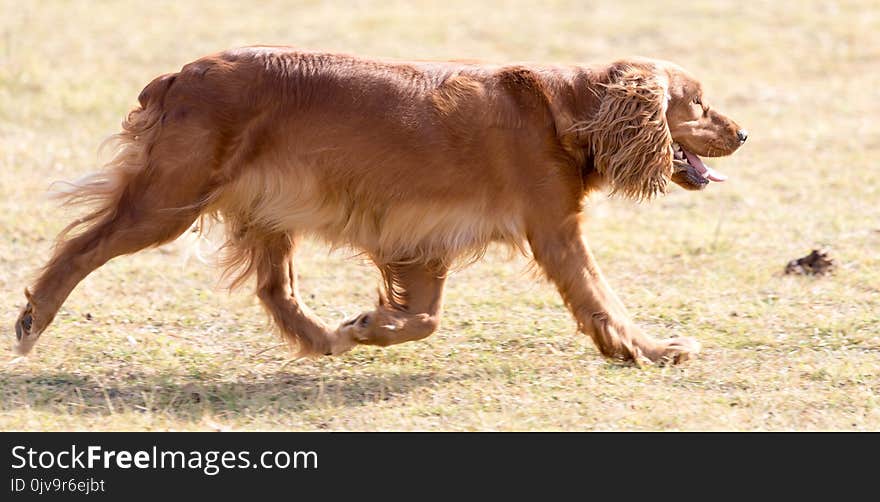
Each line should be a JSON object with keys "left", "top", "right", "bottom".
{"left": 14, "top": 47, "right": 745, "bottom": 364}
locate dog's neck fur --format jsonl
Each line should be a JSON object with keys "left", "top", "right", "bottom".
{"left": 537, "top": 64, "right": 617, "bottom": 195}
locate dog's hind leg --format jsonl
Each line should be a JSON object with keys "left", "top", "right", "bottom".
{"left": 14, "top": 174, "right": 207, "bottom": 355}
{"left": 253, "top": 233, "right": 354, "bottom": 356}
{"left": 14, "top": 124, "right": 215, "bottom": 355}
{"left": 334, "top": 260, "right": 447, "bottom": 348}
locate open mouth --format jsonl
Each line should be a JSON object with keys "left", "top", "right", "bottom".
{"left": 671, "top": 142, "right": 727, "bottom": 190}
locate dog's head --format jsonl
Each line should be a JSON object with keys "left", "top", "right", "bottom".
{"left": 575, "top": 59, "right": 746, "bottom": 199}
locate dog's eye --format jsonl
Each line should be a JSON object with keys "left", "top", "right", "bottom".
{"left": 693, "top": 97, "right": 702, "bottom": 105}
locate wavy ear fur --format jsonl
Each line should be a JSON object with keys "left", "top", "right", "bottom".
{"left": 575, "top": 65, "right": 672, "bottom": 200}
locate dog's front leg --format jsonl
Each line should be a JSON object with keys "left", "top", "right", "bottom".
{"left": 527, "top": 216, "right": 700, "bottom": 365}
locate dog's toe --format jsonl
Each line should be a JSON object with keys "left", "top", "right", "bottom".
{"left": 13, "top": 305, "right": 39, "bottom": 355}
{"left": 650, "top": 336, "right": 701, "bottom": 366}
{"left": 15, "top": 317, "right": 24, "bottom": 342}
{"left": 327, "top": 314, "right": 373, "bottom": 356}
{"left": 15, "top": 308, "right": 33, "bottom": 342}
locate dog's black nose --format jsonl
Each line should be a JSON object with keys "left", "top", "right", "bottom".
{"left": 737, "top": 129, "right": 749, "bottom": 143}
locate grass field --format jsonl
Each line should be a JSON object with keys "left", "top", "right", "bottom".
{"left": 1, "top": 0, "right": 878, "bottom": 431}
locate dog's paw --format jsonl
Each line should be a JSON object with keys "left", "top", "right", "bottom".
{"left": 339, "top": 312, "right": 372, "bottom": 341}
{"left": 13, "top": 304, "right": 38, "bottom": 356}
{"left": 325, "top": 312, "right": 372, "bottom": 355}
{"left": 644, "top": 336, "right": 701, "bottom": 366}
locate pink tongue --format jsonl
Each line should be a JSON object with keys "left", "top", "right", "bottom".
{"left": 684, "top": 150, "right": 727, "bottom": 182}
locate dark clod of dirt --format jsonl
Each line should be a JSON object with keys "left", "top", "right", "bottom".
{"left": 785, "top": 249, "right": 835, "bottom": 276}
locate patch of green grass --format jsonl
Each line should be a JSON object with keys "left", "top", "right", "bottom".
{"left": 2, "top": 0, "right": 879, "bottom": 430}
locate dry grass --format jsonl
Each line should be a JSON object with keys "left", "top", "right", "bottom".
{"left": 1, "top": 0, "right": 878, "bottom": 431}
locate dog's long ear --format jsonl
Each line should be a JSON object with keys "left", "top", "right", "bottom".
{"left": 574, "top": 65, "right": 673, "bottom": 200}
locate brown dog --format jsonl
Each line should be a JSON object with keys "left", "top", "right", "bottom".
{"left": 14, "top": 47, "right": 746, "bottom": 365}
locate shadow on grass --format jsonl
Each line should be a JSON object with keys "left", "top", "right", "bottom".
{"left": 0, "top": 368, "right": 484, "bottom": 426}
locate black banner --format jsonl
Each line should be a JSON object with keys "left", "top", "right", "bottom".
{"left": 1, "top": 433, "right": 874, "bottom": 499}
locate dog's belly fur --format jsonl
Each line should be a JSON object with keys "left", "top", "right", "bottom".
{"left": 213, "top": 157, "right": 526, "bottom": 264}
